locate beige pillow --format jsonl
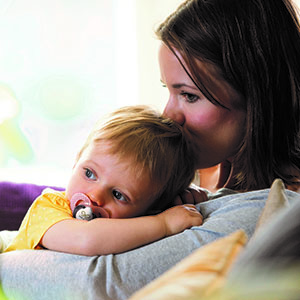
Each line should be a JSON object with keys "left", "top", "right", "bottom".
{"left": 253, "top": 178, "right": 289, "bottom": 236}
{"left": 129, "top": 230, "right": 247, "bottom": 300}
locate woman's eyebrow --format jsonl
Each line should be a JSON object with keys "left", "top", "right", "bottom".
{"left": 172, "top": 83, "right": 199, "bottom": 91}
{"left": 160, "top": 79, "right": 198, "bottom": 90}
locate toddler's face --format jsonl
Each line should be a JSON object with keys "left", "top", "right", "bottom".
{"left": 66, "top": 142, "right": 157, "bottom": 218}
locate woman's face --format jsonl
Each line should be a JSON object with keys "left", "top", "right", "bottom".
{"left": 159, "top": 44, "right": 246, "bottom": 169}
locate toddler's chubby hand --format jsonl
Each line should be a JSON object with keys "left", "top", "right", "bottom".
{"left": 158, "top": 204, "right": 203, "bottom": 237}
{"left": 173, "top": 184, "right": 208, "bottom": 206}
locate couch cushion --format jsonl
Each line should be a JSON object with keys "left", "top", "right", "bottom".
{"left": 0, "top": 181, "right": 64, "bottom": 230}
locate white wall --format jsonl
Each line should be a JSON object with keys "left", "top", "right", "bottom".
{"left": 0, "top": 0, "right": 298, "bottom": 186}
{"left": 0, "top": 0, "right": 184, "bottom": 186}
{"left": 135, "top": 0, "right": 183, "bottom": 112}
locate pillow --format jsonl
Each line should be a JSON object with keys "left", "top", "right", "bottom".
{"left": 129, "top": 230, "right": 247, "bottom": 300}
{"left": 230, "top": 183, "right": 300, "bottom": 270}
{"left": 0, "top": 181, "right": 64, "bottom": 230}
{"left": 215, "top": 196, "right": 300, "bottom": 300}
{"left": 203, "top": 179, "right": 300, "bottom": 300}
{"left": 253, "top": 178, "right": 289, "bottom": 235}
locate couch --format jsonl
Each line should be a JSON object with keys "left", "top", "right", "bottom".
{"left": 0, "top": 181, "right": 64, "bottom": 231}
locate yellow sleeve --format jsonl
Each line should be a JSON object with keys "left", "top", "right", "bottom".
{"left": 4, "top": 189, "right": 73, "bottom": 252}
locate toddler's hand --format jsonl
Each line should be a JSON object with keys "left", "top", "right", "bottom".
{"left": 158, "top": 205, "right": 203, "bottom": 237}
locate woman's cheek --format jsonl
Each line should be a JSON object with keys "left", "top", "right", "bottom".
{"left": 188, "top": 108, "right": 223, "bottom": 132}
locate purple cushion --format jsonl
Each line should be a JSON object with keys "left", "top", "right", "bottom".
{"left": 0, "top": 181, "right": 64, "bottom": 230}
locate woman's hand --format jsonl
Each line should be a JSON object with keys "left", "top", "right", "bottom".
{"left": 157, "top": 204, "right": 203, "bottom": 237}
{"left": 173, "top": 184, "right": 208, "bottom": 206}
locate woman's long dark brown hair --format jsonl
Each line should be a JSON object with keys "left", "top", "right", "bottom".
{"left": 156, "top": 0, "right": 300, "bottom": 191}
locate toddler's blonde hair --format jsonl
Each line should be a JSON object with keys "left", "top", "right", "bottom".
{"left": 77, "top": 105, "right": 196, "bottom": 209}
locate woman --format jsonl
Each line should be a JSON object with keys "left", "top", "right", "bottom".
{"left": 157, "top": 0, "right": 300, "bottom": 193}
{"left": 0, "top": 1, "right": 299, "bottom": 299}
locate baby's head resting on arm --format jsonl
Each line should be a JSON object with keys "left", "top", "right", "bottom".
{"left": 67, "top": 105, "right": 197, "bottom": 220}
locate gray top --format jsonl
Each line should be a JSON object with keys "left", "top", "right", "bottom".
{"left": 0, "top": 188, "right": 299, "bottom": 300}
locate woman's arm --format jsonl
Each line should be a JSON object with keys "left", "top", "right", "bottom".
{"left": 41, "top": 205, "right": 202, "bottom": 256}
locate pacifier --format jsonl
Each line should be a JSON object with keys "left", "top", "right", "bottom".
{"left": 70, "top": 193, "right": 109, "bottom": 220}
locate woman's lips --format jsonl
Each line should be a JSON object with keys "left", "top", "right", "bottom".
{"left": 70, "top": 193, "right": 110, "bottom": 218}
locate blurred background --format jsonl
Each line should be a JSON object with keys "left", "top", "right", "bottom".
{"left": 0, "top": 0, "right": 182, "bottom": 186}
{"left": 0, "top": 0, "right": 299, "bottom": 187}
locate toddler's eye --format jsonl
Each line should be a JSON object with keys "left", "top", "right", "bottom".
{"left": 112, "top": 190, "right": 127, "bottom": 203}
{"left": 84, "top": 168, "right": 96, "bottom": 180}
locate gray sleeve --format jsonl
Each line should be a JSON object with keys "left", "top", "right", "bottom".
{"left": 0, "top": 189, "right": 298, "bottom": 300}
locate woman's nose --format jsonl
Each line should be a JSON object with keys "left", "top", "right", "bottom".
{"left": 163, "top": 98, "right": 185, "bottom": 125}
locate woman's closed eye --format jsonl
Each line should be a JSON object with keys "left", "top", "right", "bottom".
{"left": 112, "top": 189, "right": 128, "bottom": 203}
{"left": 84, "top": 168, "right": 97, "bottom": 180}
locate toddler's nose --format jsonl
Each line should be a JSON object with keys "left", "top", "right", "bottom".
{"left": 88, "top": 189, "right": 105, "bottom": 207}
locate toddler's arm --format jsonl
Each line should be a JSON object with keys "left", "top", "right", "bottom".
{"left": 41, "top": 205, "right": 203, "bottom": 256}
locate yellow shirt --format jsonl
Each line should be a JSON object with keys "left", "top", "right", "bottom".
{"left": 4, "top": 188, "right": 73, "bottom": 252}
